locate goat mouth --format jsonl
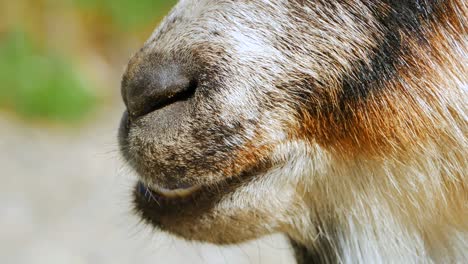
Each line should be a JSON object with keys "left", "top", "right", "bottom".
{"left": 133, "top": 177, "right": 232, "bottom": 223}
{"left": 132, "top": 161, "right": 272, "bottom": 228}
{"left": 134, "top": 160, "right": 271, "bottom": 205}
{"left": 136, "top": 181, "right": 202, "bottom": 201}
{"left": 134, "top": 176, "right": 236, "bottom": 210}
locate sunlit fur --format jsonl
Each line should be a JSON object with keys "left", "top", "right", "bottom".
{"left": 119, "top": 1, "right": 467, "bottom": 263}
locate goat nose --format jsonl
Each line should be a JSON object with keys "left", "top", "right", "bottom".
{"left": 121, "top": 59, "right": 196, "bottom": 119}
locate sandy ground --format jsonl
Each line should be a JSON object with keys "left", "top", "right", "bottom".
{"left": 0, "top": 106, "right": 294, "bottom": 264}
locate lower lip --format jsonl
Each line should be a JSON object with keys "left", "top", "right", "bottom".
{"left": 136, "top": 181, "right": 200, "bottom": 202}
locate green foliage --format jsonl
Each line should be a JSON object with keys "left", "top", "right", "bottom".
{"left": 75, "top": 0, "right": 178, "bottom": 30}
{"left": 0, "top": 1, "right": 178, "bottom": 124}
{"left": 0, "top": 31, "right": 96, "bottom": 122}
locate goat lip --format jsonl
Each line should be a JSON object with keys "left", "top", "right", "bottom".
{"left": 136, "top": 181, "right": 201, "bottom": 199}
{"left": 152, "top": 184, "right": 202, "bottom": 198}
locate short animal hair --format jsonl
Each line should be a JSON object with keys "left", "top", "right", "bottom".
{"left": 118, "top": 1, "right": 467, "bottom": 263}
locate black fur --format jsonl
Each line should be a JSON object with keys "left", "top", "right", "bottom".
{"left": 340, "top": 0, "right": 442, "bottom": 102}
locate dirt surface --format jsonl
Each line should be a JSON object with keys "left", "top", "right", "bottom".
{"left": 0, "top": 106, "right": 294, "bottom": 264}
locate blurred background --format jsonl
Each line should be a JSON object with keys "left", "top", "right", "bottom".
{"left": 0, "top": 1, "right": 294, "bottom": 263}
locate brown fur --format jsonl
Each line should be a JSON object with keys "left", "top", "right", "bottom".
{"left": 119, "top": 1, "right": 467, "bottom": 263}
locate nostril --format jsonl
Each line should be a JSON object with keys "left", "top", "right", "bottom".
{"left": 122, "top": 60, "right": 198, "bottom": 119}
{"left": 148, "top": 79, "right": 197, "bottom": 114}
